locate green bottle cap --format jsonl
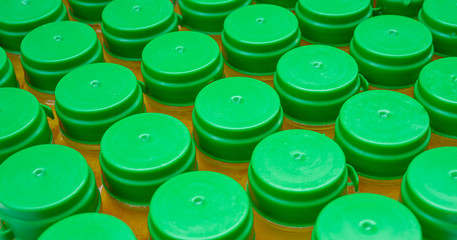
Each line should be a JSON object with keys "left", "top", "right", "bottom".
{"left": 401, "top": 147, "right": 457, "bottom": 239}
{"left": 100, "top": 113, "right": 197, "bottom": 206}
{"left": 0, "top": 88, "right": 52, "bottom": 164}
{"left": 377, "top": 0, "right": 424, "bottom": 18}
{"left": 248, "top": 130, "right": 350, "bottom": 227}
{"left": 275, "top": 45, "right": 365, "bottom": 125}
{"left": 0, "top": 0, "right": 67, "bottom": 54}
{"left": 68, "top": 0, "right": 112, "bottom": 23}
{"left": 21, "top": 21, "right": 103, "bottom": 93}
{"left": 351, "top": 15, "right": 433, "bottom": 88}
{"left": 415, "top": 57, "right": 457, "bottom": 139}
{"left": 312, "top": 193, "right": 422, "bottom": 240}
{"left": 0, "top": 144, "right": 100, "bottom": 240}
{"left": 254, "top": 0, "right": 297, "bottom": 10}
{"left": 193, "top": 77, "right": 283, "bottom": 162}
{"left": 296, "top": 0, "right": 372, "bottom": 46}
{"left": 142, "top": 31, "right": 223, "bottom": 106}
{"left": 222, "top": 4, "right": 301, "bottom": 75}
{"left": 102, "top": 0, "right": 179, "bottom": 60}
{"left": 55, "top": 63, "right": 145, "bottom": 144}
{"left": 0, "top": 47, "right": 18, "bottom": 87}
{"left": 39, "top": 213, "right": 136, "bottom": 240}
{"left": 149, "top": 171, "right": 254, "bottom": 240}
{"left": 335, "top": 90, "right": 430, "bottom": 179}
{"left": 178, "top": 0, "right": 251, "bottom": 34}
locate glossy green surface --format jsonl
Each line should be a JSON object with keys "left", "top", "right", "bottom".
{"left": 68, "top": 0, "right": 112, "bottom": 23}
{"left": 0, "top": 47, "right": 18, "bottom": 87}
{"left": 377, "top": 0, "right": 424, "bottom": 18}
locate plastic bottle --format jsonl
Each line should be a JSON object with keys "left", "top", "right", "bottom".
{"left": 193, "top": 77, "right": 283, "bottom": 187}
{"left": 100, "top": 113, "right": 197, "bottom": 240}
{"left": 415, "top": 58, "right": 457, "bottom": 149}
{"left": 0, "top": 47, "right": 18, "bottom": 88}
{"left": 20, "top": 21, "right": 103, "bottom": 140}
{"left": 222, "top": 4, "right": 301, "bottom": 87}
{"left": 275, "top": 45, "right": 368, "bottom": 139}
{"left": 296, "top": 0, "right": 372, "bottom": 53}
{"left": 351, "top": 15, "right": 433, "bottom": 97}
{"left": 334, "top": 90, "right": 430, "bottom": 199}
{"left": 149, "top": 171, "right": 254, "bottom": 239}
{"left": 401, "top": 147, "right": 457, "bottom": 239}
{"left": 313, "top": 193, "right": 422, "bottom": 240}
{"left": 376, "top": 0, "right": 424, "bottom": 18}
{"left": 54, "top": 63, "right": 145, "bottom": 188}
{"left": 254, "top": 0, "right": 297, "bottom": 10}
{"left": 0, "top": 88, "right": 53, "bottom": 164}
{"left": 142, "top": 31, "right": 223, "bottom": 132}
{"left": 102, "top": 0, "right": 179, "bottom": 81}
{"left": 0, "top": 144, "right": 100, "bottom": 240}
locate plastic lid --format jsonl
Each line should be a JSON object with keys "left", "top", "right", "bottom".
{"left": 275, "top": 45, "right": 362, "bottom": 124}
{"left": 377, "top": 0, "right": 424, "bottom": 18}
{"left": 21, "top": 21, "right": 103, "bottom": 93}
{"left": 149, "top": 171, "right": 254, "bottom": 240}
{"left": 100, "top": 113, "right": 196, "bottom": 206}
{"left": 254, "top": 0, "right": 297, "bottom": 10}
{"left": 335, "top": 90, "right": 430, "bottom": 179}
{"left": 0, "top": 144, "right": 100, "bottom": 240}
{"left": 0, "top": 88, "right": 52, "bottom": 164}
{"left": 296, "top": 0, "right": 372, "bottom": 45}
{"left": 0, "top": 47, "right": 18, "bottom": 87}
{"left": 419, "top": 0, "right": 457, "bottom": 56}
{"left": 142, "top": 31, "right": 223, "bottom": 106}
{"left": 248, "top": 130, "right": 348, "bottom": 227}
{"left": 313, "top": 193, "right": 422, "bottom": 240}
{"left": 351, "top": 15, "right": 433, "bottom": 88}
{"left": 68, "top": 0, "right": 112, "bottom": 23}
{"left": 0, "top": 0, "right": 67, "bottom": 54}
{"left": 55, "top": 63, "right": 145, "bottom": 144}
{"left": 102, "top": 0, "right": 179, "bottom": 60}
{"left": 39, "top": 213, "right": 136, "bottom": 240}
{"left": 193, "top": 77, "right": 283, "bottom": 162}
{"left": 222, "top": 4, "right": 301, "bottom": 75}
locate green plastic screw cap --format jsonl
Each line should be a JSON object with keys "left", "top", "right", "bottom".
{"left": 39, "top": 213, "right": 136, "bottom": 240}
{"left": 312, "top": 193, "right": 422, "bottom": 240}
{"left": 149, "top": 171, "right": 254, "bottom": 240}
{"left": 248, "top": 130, "right": 352, "bottom": 227}
{"left": 222, "top": 4, "right": 301, "bottom": 75}
{"left": 296, "top": 0, "right": 372, "bottom": 46}
{"left": 100, "top": 113, "right": 197, "bottom": 206}
{"left": 178, "top": 0, "right": 251, "bottom": 34}
{"left": 0, "top": 47, "right": 18, "bottom": 87}
{"left": 377, "top": 0, "right": 424, "bottom": 18}
{"left": 0, "top": 144, "right": 100, "bottom": 240}
{"left": 0, "top": 88, "right": 52, "bottom": 164}
{"left": 254, "top": 0, "right": 297, "bottom": 10}
{"left": 335, "top": 90, "right": 430, "bottom": 179}
{"left": 275, "top": 45, "right": 366, "bottom": 125}
{"left": 193, "top": 77, "right": 283, "bottom": 162}
{"left": 68, "top": 0, "right": 112, "bottom": 23}
{"left": 415, "top": 58, "right": 457, "bottom": 139}
{"left": 102, "top": 0, "right": 179, "bottom": 60}
{"left": 142, "top": 31, "right": 223, "bottom": 106}
{"left": 419, "top": 0, "right": 457, "bottom": 56}
{"left": 0, "top": 0, "right": 67, "bottom": 54}
{"left": 55, "top": 63, "right": 145, "bottom": 144}
{"left": 401, "top": 147, "right": 457, "bottom": 239}
{"left": 351, "top": 15, "right": 433, "bottom": 88}
{"left": 21, "top": 21, "right": 103, "bottom": 93}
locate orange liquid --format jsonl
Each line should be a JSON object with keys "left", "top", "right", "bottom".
{"left": 253, "top": 209, "right": 313, "bottom": 240}
{"left": 282, "top": 117, "right": 335, "bottom": 140}
{"left": 223, "top": 64, "right": 274, "bottom": 88}
{"left": 6, "top": 52, "right": 24, "bottom": 88}
{"left": 428, "top": 132, "right": 457, "bottom": 149}
{"left": 300, "top": 39, "right": 350, "bottom": 54}
{"left": 144, "top": 96, "right": 193, "bottom": 133}
{"left": 432, "top": 54, "right": 443, "bottom": 61}
{"left": 368, "top": 85, "right": 414, "bottom": 98}
{"left": 357, "top": 175, "right": 402, "bottom": 200}
{"left": 103, "top": 49, "right": 142, "bottom": 81}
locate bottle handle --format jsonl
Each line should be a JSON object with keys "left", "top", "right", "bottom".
{"left": 0, "top": 220, "right": 13, "bottom": 240}
{"left": 358, "top": 73, "right": 369, "bottom": 92}
{"left": 40, "top": 104, "right": 55, "bottom": 120}
{"left": 347, "top": 164, "right": 359, "bottom": 192}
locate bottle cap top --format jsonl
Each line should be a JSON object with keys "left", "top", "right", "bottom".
{"left": 68, "top": 0, "right": 112, "bottom": 23}
{"left": 254, "top": 0, "right": 297, "bottom": 10}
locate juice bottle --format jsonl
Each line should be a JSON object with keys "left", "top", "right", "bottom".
{"left": 415, "top": 58, "right": 457, "bottom": 148}
{"left": 401, "top": 147, "right": 457, "bottom": 239}
{"left": 102, "top": 0, "right": 179, "bottom": 81}
{"left": 54, "top": 63, "right": 146, "bottom": 188}
{"left": 39, "top": 213, "right": 136, "bottom": 240}
{"left": 254, "top": 0, "right": 297, "bottom": 10}
{"left": 296, "top": 0, "right": 372, "bottom": 53}
{"left": 193, "top": 77, "right": 283, "bottom": 187}
{"left": 20, "top": 21, "right": 103, "bottom": 140}
{"left": 376, "top": 0, "right": 424, "bottom": 18}
{"left": 222, "top": 4, "right": 301, "bottom": 87}
{"left": 334, "top": 90, "right": 431, "bottom": 200}
{"left": 100, "top": 113, "right": 197, "bottom": 240}
{"left": 275, "top": 45, "right": 368, "bottom": 139}
{"left": 149, "top": 171, "right": 254, "bottom": 239}
{"left": 0, "top": 88, "right": 53, "bottom": 164}
{"left": 142, "top": 31, "right": 223, "bottom": 132}
{"left": 313, "top": 193, "right": 422, "bottom": 240}
{"left": 351, "top": 15, "right": 433, "bottom": 97}
{"left": 0, "top": 47, "right": 18, "bottom": 88}
{"left": 0, "top": 144, "right": 100, "bottom": 240}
